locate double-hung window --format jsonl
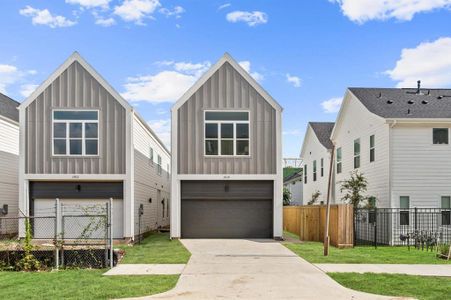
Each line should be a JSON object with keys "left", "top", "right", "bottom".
{"left": 313, "top": 160, "right": 317, "bottom": 182}
{"left": 204, "top": 111, "right": 250, "bottom": 156}
{"left": 304, "top": 164, "right": 308, "bottom": 184}
{"left": 336, "top": 147, "right": 342, "bottom": 174}
{"left": 149, "top": 147, "right": 154, "bottom": 165}
{"left": 370, "top": 135, "right": 375, "bottom": 162}
{"left": 157, "top": 155, "right": 162, "bottom": 175}
{"left": 441, "top": 196, "right": 451, "bottom": 226}
{"left": 354, "top": 138, "right": 360, "bottom": 169}
{"left": 400, "top": 196, "right": 410, "bottom": 226}
{"left": 320, "top": 158, "right": 324, "bottom": 177}
{"left": 53, "top": 110, "right": 99, "bottom": 156}
{"left": 433, "top": 128, "right": 449, "bottom": 144}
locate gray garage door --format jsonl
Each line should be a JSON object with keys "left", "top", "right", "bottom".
{"left": 181, "top": 180, "right": 273, "bottom": 238}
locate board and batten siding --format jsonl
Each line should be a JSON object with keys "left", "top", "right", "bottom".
{"left": 391, "top": 124, "right": 451, "bottom": 208}
{"left": 133, "top": 116, "right": 170, "bottom": 235}
{"left": 24, "top": 61, "right": 126, "bottom": 175}
{"left": 0, "top": 118, "right": 19, "bottom": 218}
{"left": 333, "top": 92, "right": 390, "bottom": 207}
{"left": 177, "top": 62, "right": 277, "bottom": 175}
{"left": 301, "top": 126, "right": 332, "bottom": 204}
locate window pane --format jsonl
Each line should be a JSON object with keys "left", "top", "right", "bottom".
{"left": 85, "top": 123, "right": 98, "bottom": 138}
{"left": 433, "top": 128, "right": 448, "bottom": 144}
{"left": 370, "top": 135, "right": 375, "bottom": 148}
{"left": 85, "top": 140, "right": 98, "bottom": 155}
{"left": 205, "top": 140, "right": 218, "bottom": 155}
{"left": 69, "top": 123, "right": 82, "bottom": 138}
{"left": 400, "top": 211, "right": 410, "bottom": 225}
{"left": 442, "top": 196, "right": 451, "bottom": 208}
{"left": 54, "top": 111, "right": 98, "bottom": 120}
{"left": 205, "top": 111, "right": 248, "bottom": 121}
{"left": 337, "top": 148, "right": 342, "bottom": 161}
{"left": 236, "top": 140, "right": 249, "bottom": 155}
{"left": 53, "top": 123, "right": 66, "bottom": 138}
{"left": 354, "top": 156, "right": 360, "bottom": 169}
{"left": 370, "top": 149, "right": 375, "bottom": 162}
{"left": 70, "top": 139, "right": 82, "bottom": 155}
{"left": 221, "top": 140, "right": 233, "bottom": 155}
{"left": 236, "top": 124, "right": 249, "bottom": 138}
{"left": 54, "top": 140, "right": 66, "bottom": 155}
{"left": 221, "top": 124, "right": 233, "bottom": 138}
{"left": 205, "top": 124, "right": 218, "bottom": 138}
{"left": 354, "top": 139, "right": 360, "bottom": 155}
{"left": 442, "top": 211, "right": 451, "bottom": 226}
{"left": 400, "top": 196, "right": 410, "bottom": 209}
{"left": 337, "top": 162, "right": 342, "bottom": 174}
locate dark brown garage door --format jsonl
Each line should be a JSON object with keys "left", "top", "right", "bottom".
{"left": 181, "top": 180, "right": 273, "bottom": 238}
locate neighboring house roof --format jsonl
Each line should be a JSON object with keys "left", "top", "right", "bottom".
{"left": 283, "top": 167, "right": 301, "bottom": 179}
{"left": 349, "top": 87, "right": 451, "bottom": 119}
{"left": 284, "top": 170, "right": 302, "bottom": 184}
{"left": 0, "top": 93, "right": 19, "bottom": 122}
{"left": 309, "top": 122, "right": 334, "bottom": 149}
{"left": 172, "top": 53, "right": 283, "bottom": 112}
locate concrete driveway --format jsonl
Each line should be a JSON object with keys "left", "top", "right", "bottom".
{"left": 131, "top": 239, "right": 403, "bottom": 300}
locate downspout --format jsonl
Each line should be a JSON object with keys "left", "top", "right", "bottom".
{"left": 388, "top": 120, "right": 397, "bottom": 209}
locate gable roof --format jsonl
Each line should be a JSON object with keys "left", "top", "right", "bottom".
{"left": 19, "top": 52, "right": 132, "bottom": 111}
{"left": 349, "top": 87, "right": 451, "bottom": 119}
{"left": 0, "top": 93, "right": 19, "bottom": 122}
{"left": 172, "top": 53, "right": 283, "bottom": 112}
{"left": 284, "top": 169, "right": 302, "bottom": 183}
{"left": 309, "top": 122, "right": 334, "bottom": 149}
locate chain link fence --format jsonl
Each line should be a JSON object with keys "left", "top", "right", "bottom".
{"left": 354, "top": 208, "right": 451, "bottom": 248}
{"left": 0, "top": 198, "right": 115, "bottom": 271}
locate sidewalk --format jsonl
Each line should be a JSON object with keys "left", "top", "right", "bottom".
{"left": 104, "top": 264, "right": 186, "bottom": 275}
{"left": 315, "top": 263, "right": 451, "bottom": 276}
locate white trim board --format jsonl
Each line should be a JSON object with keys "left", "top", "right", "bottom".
{"left": 24, "top": 174, "right": 126, "bottom": 181}
{"left": 176, "top": 174, "right": 278, "bottom": 180}
{"left": 172, "top": 53, "right": 283, "bottom": 113}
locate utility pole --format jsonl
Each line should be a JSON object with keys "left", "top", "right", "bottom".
{"left": 324, "top": 145, "right": 335, "bottom": 256}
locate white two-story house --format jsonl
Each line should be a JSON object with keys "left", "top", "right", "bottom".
{"left": 300, "top": 122, "right": 335, "bottom": 204}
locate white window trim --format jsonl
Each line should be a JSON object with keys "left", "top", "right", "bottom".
{"left": 370, "top": 134, "right": 375, "bottom": 162}
{"left": 354, "top": 138, "right": 360, "bottom": 169}
{"left": 52, "top": 109, "right": 100, "bottom": 157}
{"left": 157, "top": 155, "right": 162, "bottom": 176}
{"left": 336, "top": 147, "right": 342, "bottom": 174}
{"left": 203, "top": 110, "right": 251, "bottom": 157}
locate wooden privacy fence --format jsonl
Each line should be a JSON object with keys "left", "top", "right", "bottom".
{"left": 283, "top": 204, "right": 354, "bottom": 248}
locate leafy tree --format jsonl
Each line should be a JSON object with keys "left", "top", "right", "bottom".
{"left": 283, "top": 187, "right": 292, "bottom": 206}
{"left": 340, "top": 170, "right": 368, "bottom": 208}
{"left": 308, "top": 190, "right": 321, "bottom": 205}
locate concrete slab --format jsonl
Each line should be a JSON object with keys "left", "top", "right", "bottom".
{"left": 122, "top": 239, "right": 407, "bottom": 300}
{"left": 104, "top": 264, "right": 185, "bottom": 275}
{"left": 316, "top": 263, "right": 451, "bottom": 277}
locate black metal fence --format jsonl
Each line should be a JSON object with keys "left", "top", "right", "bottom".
{"left": 0, "top": 199, "right": 115, "bottom": 270}
{"left": 354, "top": 208, "right": 451, "bottom": 247}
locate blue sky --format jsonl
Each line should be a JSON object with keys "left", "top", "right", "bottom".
{"left": 1, "top": 1, "right": 451, "bottom": 157}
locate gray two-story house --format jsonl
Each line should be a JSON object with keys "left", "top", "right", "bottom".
{"left": 170, "top": 53, "right": 283, "bottom": 239}
{"left": 19, "top": 52, "right": 171, "bottom": 240}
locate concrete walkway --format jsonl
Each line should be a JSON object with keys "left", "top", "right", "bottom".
{"left": 316, "top": 264, "right": 451, "bottom": 277}
{"left": 125, "top": 239, "right": 405, "bottom": 300}
{"left": 104, "top": 264, "right": 186, "bottom": 275}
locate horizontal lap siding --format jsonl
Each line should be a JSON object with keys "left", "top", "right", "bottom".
{"left": 177, "top": 62, "right": 277, "bottom": 174}
{"left": 0, "top": 119, "right": 19, "bottom": 217}
{"left": 391, "top": 125, "right": 451, "bottom": 208}
{"left": 25, "top": 61, "right": 126, "bottom": 174}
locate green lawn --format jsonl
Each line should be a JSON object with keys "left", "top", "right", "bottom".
{"left": 119, "top": 232, "right": 191, "bottom": 264}
{"left": 284, "top": 236, "right": 450, "bottom": 264}
{"left": 329, "top": 273, "right": 451, "bottom": 300}
{"left": 0, "top": 269, "right": 178, "bottom": 300}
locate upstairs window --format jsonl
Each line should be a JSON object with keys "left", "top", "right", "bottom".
{"left": 336, "top": 147, "right": 342, "bottom": 174}
{"left": 313, "top": 160, "right": 317, "bottom": 182}
{"left": 149, "top": 147, "right": 154, "bottom": 165}
{"left": 320, "top": 158, "right": 324, "bottom": 177}
{"left": 304, "top": 164, "right": 307, "bottom": 184}
{"left": 433, "top": 128, "right": 449, "bottom": 144}
{"left": 204, "top": 111, "right": 249, "bottom": 156}
{"left": 370, "top": 135, "right": 375, "bottom": 162}
{"left": 354, "top": 138, "right": 360, "bottom": 169}
{"left": 157, "top": 155, "right": 162, "bottom": 175}
{"left": 441, "top": 196, "right": 451, "bottom": 226}
{"left": 53, "top": 110, "right": 99, "bottom": 156}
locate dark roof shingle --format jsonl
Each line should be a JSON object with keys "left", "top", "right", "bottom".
{"left": 0, "top": 93, "right": 19, "bottom": 122}
{"left": 349, "top": 87, "right": 451, "bottom": 119}
{"left": 309, "top": 122, "right": 334, "bottom": 149}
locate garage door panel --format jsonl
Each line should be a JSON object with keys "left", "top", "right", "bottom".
{"left": 181, "top": 180, "right": 273, "bottom": 200}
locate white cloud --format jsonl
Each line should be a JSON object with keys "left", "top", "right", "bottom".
{"left": 19, "top": 6, "right": 77, "bottom": 28}
{"left": 114, "top": 0, "right": 161, "bottom": 24}
{"left": 148, "top": 119, "right": 170, "bottom": 148}
{"left": 20, "top": 84, "right": 39, "bottom": 98}
{"left": 0, "top": 64, "right": 37, "bottom": 95}
{"left": 159, "top": 6, "right": 185, "bottom": 18}
{"left": 386, "top": 37, "right": 451, "bottom": 88}
{"left": 121, "top": 60, "right": 211, "bottom": 103}
{"left": 321, "top": 97, "right": 343, "bottom": 113}
{"left": 226, "top": 11, "right": 268, "bottom": 26}
{"left": 218, "top": 3, "right": 231, "bottom": 10}
{"left": 286, "top": 74, "right": 302, "bottom": 88}
{"left": 238, "top": 61, "right": 264, "bottom": 82}
{"left": 330, "top": 0, "right": 451, "bottom": 23}
{"left": 66, "top": 0, "right": 111, "bottom": 9}
{"left": 94, "top": 15, "right": 116, "bottom": 26}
